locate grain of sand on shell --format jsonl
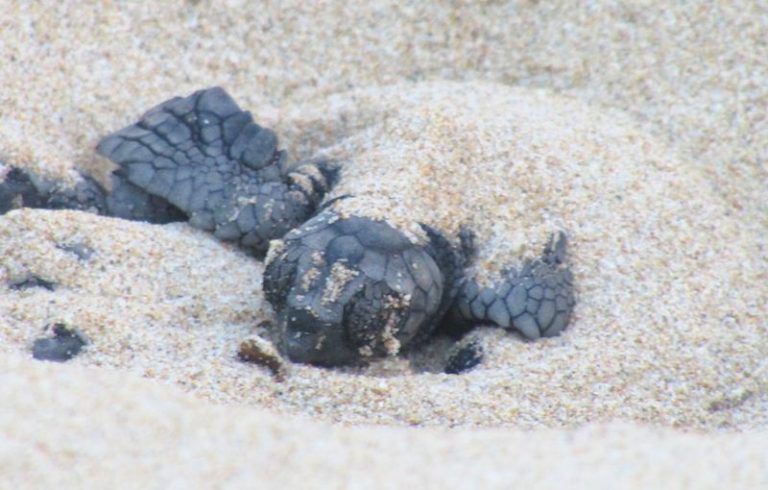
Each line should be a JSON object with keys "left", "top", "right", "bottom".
{"left": 1, "top": 1, "right": 768, "bottom": 488}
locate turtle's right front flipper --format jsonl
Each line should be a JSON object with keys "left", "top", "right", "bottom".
{"left": 97, "top": 87, "right": 333, "bottom": 255}
{"left": 446, "top": 232, "right": 575, "bottom": 340}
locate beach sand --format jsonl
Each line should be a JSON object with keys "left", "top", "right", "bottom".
{"left": 1, "top": 2, "right": 767, "bottom": 488}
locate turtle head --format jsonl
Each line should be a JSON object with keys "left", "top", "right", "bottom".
{"left": 263, "top": 211, "right": 446, "bottom": 366}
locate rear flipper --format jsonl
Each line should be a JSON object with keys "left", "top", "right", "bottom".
{"left": 0, "top": 167, "right": 106, "bottom": 215}
{"left": 446, "top": 232, "right": 575, "bottom": 340}
{"left": 96, "top": 87, "right": 333, "bottom": 255}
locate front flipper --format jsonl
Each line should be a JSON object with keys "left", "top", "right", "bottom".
{"left": 97, "top": 87, "right": 332, "bottom": 255}
{"left": 448, "top": 232, "right": 575, "bottom": 339}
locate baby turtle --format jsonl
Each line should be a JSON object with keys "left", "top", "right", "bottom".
{"left": 1, "top": 87, "right": 575, "bottom": 367}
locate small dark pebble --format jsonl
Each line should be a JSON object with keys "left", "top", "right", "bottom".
{"left": 9, "top": 275, "right": 57, "bottom": 291}
{"left": 238, "top": 336, "right": 288, "bottom": 381}
{"left": 444, "top": 341, "right": 484, "bottom": 375}
{"left": 32, "top": 323, "right": 87, "bottom": 362}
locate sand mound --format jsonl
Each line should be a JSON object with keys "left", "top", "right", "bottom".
{"left": 2, "top": 350, "right": 765, "bottom": 489}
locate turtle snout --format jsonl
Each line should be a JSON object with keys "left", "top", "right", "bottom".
{"left": 281, "top": 307, "right": 358, "bottom": 366}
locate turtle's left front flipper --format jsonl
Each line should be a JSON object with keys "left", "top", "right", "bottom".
{"left": 447, "top": 232, "right": 575, "bottom": 340}
{"left": 97, "top": 87, "right": 333, "bottom": 256}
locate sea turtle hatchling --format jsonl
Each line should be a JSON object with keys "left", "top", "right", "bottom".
{"left": 0, "top": 87, "right": 575, "bottom": 367}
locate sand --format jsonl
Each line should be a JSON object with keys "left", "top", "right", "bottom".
{"left": 1, "top": 1, "right": 767, "bottom": 488}
{"left": 2, "top": 351, "right": 767, "bottom": 489}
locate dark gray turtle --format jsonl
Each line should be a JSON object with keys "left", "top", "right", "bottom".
{"left": 0, "top": 87, "right": 575, "bottom": 368}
